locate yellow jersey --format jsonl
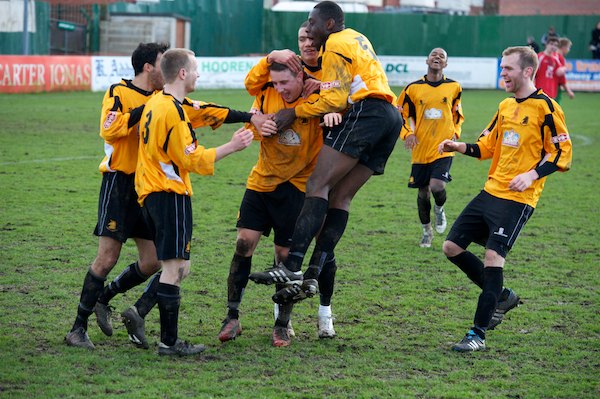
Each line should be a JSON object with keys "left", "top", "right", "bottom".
{"left": 295, "top": 28, "right": 396, "bottom": 118}
{"left": 135, "top": 91, "right": 217, "bottom": 205}
{"left": 398, "top": 76, "right": 464, "bottom": 164}
{"left": 98, "top": 79, "right": 155, "bottom": 174}
{"left": 477, "top": 89, "right": 572, "bottom": 207}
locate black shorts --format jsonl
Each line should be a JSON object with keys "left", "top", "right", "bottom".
{"left": 323, "top": 98, "right": 401, "bottom": 175}
{"left": 408, "top": 157, "right": 453, "bottom": 188}
{"left": 93, "top": 171, "right": 153, "bottom": 243}
{"left": 236, "top": 182, "right": 305, "bottom": 247}
{"left": 446, "top": 190, "right": 534, "bottom": 258}
{"left": 143, "top": 192, "right": 192, "bottom": 261}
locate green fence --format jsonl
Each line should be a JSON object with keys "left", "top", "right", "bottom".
{"left": 1, "top": 1, "right": 598, "bottom": 59}
{"left": 0, "top": 2, "right": 49, "bottom": 55}
{"left": 263, "top": 12, "right": 600, "bottom": 59}
{"left": 109, "top": 0, "right": 263, "bottom": 56}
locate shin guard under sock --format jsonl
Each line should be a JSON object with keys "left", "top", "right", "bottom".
{"left": 157, "top": 283, "right": 181, "bottom": 346}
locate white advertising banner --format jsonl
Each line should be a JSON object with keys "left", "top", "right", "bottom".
{"left": 92, "top": 56, "right": 134, "bottom": 92}
{"left": 379, "top": 56, "right": 498, "bottom": 89}
{"left": 97, "top": 55, "right": 600, "bottom": 92}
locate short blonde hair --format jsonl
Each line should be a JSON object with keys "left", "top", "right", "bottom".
{"left": 558, "top": 37, "right": 572, "bottom": 48}
{"left": 160, "top": 48, "right": 195, "bottom": 83}
{"left": 502, "top": 46, "right": 538, "bottom": 76}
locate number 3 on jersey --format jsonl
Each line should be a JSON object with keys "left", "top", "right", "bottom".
{"left": 142, "top": 110, "right": 152, "bottom": 144}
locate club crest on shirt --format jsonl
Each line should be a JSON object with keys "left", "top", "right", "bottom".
{"left": 184, "top": 142, "right": 197, "bottom": 155}
{"left": 103, "top": 111, "right": 117, "bottom": 129}
{"left": 502, "top": 130, "right": 520, "bottom": 148}
{"left": 278, "top": 129, "right": 301, "bottom": 146}
{"left": 424, "top": 108, "right": 442, "bottom": 119}
{"left": 551, "top": 133, "right": 570, "bottom": 144}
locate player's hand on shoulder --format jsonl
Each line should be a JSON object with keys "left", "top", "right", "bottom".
{"left": 302, "top": 78, "right": 321, "bottom": 98}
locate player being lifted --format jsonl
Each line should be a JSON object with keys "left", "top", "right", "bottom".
{"left": 249, "top": 1, "right": 402, "bottom": 319}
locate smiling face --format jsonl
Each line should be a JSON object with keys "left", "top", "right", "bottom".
{"left": 426, "top": 48, "right": 448, "bottom": 72}
{"left": 270, "top": 68, "right": 304, "bottom": 103}
{"left": 500, "top": 53, "right": 528, "bottom": 94}
{"left": 298, "top": 26, "right": 318, "bottom": 66}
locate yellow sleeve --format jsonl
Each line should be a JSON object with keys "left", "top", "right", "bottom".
{"left": 544, "top": 104, "right": 572, "bottom": 172}
{"left": 182, "top": 98, "right": 229, "bottom": 130}
{"left": 396, "top": 87, "right": 414, "bottom": 140}
{"left": 166, "top": 119, "right": 217, "bottom": 176}
{"left": 476, "top": 110, "right": 500, "bottom": 160}
{"left": 99, "top": 88, "right": 133, "bottom": 142}
{"left": 245, "top": 57, "right": 271, "bottom": 97}
{"left": 452, "top": 88, "right": 464, "bottom": 140}
{"left": 295, "top": 51, "right": 351, "bottom": 118}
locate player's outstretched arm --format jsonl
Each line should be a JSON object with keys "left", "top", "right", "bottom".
{"left": 215, "top": 127, "right": 254, "bottom": 161}
{"left": 438, "top": 139, "right": 466, "bottom": 155}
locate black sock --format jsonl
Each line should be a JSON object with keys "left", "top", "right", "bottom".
{"left": 98, "top": 262, "right": 149, "bottom": 305}
{"left": 304, "top": 207, "right": 348, "bottom": 281}
{"left": 227, "top": 254, "right": 252, "bottom": 316}
{"left": 447, "top": 251, "right": 484, "bottom": 288}
{"left": 318, "top": 256, "right": 337, "bottom": 306}
{"left": 417, "top": 194, "right": 431, "bottom": 225}
{"left": 134, "top": 272, "right": 161, "bottom": 318}
{"left": 276, "top": 303, "right": 294, "bottom": 325}
{"left": 157, "top": 283, "right": 180, "bottom": 346}
{"left": 285, "top": 197, "right": 329, "bottom": 272}
{"left": 473, "top": 267, "right": 504, "bottom": 335}
{"left": 432, "top": 188, "right": 447, "bottom": 207}
{"left": 72, "top": 269, "right": 106, "bottom": 331}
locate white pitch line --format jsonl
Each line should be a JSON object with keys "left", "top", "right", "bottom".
{"left": 570, "top": 134, "right": 592, "bottom": 146}
{"left": 0, "top": 156, "right": 97, "bottom": 166}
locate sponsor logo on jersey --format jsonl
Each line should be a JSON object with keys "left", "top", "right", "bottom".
{"left": 107, "top": 219, "right": 117, "bottom": 232}
{"left": 320, "top": 80, "right": 341, "bottom": 90}
{"left": 520, "top": 116, "right": 529, "bottom": 125}
{"left": 184, "top": 142, "right": 197, "bottom": 155}
{"left": 424, "top": 108, "right": 442, "bottom": 119}
{"left": 502, "top": 130, "right": 520, "bottom": 148}
{"left": 442, "top": 97, "right": 448, "bottom": 103}
{"left": 278, "top": 129, "right": 301, "bottom": 146}
{"left": 551, "top": 133, "right": 570, "bottom": 144}
{"left": 103, "top": 111, "right": 117, "bottom": 129}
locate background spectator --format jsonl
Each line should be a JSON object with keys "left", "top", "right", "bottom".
{"left": 590, "top": 21, "right": 600, "bottom": 59}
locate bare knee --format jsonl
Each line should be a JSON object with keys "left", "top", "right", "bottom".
{"left": 442, "top": 240, "right": 463, "bottom": 258}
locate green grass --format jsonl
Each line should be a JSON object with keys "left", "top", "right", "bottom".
{"left": 0, "top": 88, "right": 598, "bottom": 398}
